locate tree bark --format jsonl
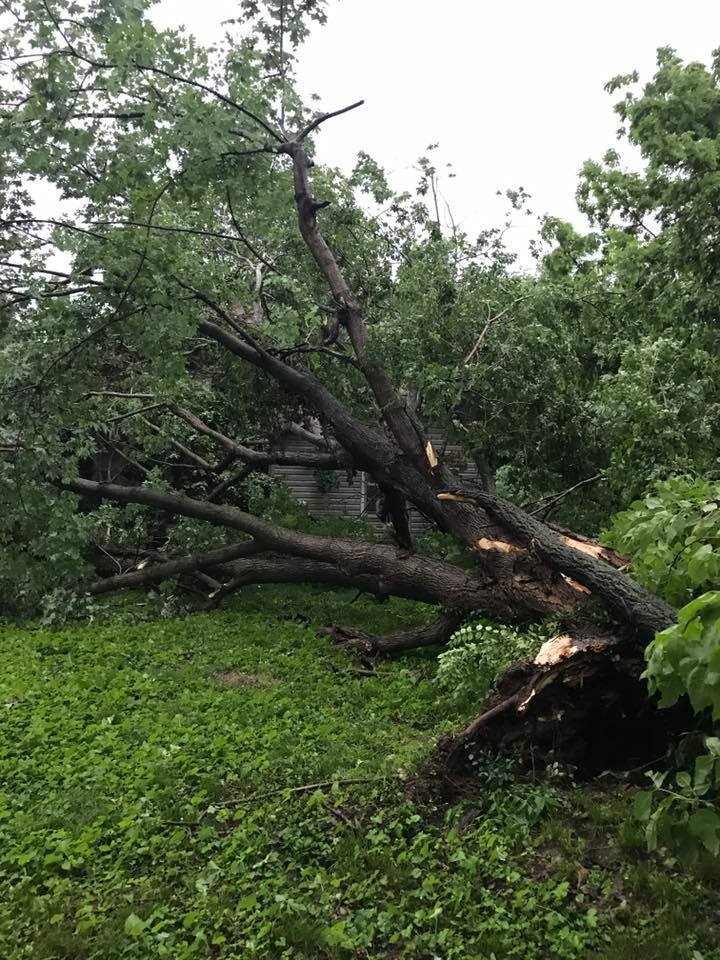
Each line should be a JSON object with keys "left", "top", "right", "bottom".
{"left": 194, "top": 311, "right": 675, "bottom": 635}
{"left": 85, "top": 540, "right": 258, "bottom": 594}
{"left": 319, "top": 610, "right": 466, "bottom": 655}
{"left": 69, "top": 478, "right": 525, "bottom": 618}
{"left": 437, "top": 488, "right": 675, "bottom": 636}
{"left": 67, "top": 466, "right": 674, "bottom": 644}
{"left": 378, "top": 483, "right": 413, "bottom": 549}
{"left": 6, "top": 49, "right": 686, "bottom": 780}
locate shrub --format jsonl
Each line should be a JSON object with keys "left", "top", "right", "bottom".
{"left": 634, "top": 591, "right": 720, "bottom": 861}
{"left": 603, "top": 475, "right": 720, "bottom": 607}
{"left": 435, "top": 617, "right": 554, "bottom": 705}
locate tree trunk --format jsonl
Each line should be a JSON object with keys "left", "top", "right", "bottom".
{"left": 377, "top": 483, "right": 413, "bottom": 549}
{"left": 69, "top": 471, "right": 681, "bottom": 775}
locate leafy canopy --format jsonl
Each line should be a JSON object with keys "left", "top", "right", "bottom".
{"left": 1, "top": 1, "right": 720, "bottom": 608}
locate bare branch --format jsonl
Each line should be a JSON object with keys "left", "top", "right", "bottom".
{"left": 297, "top": 99, "right": 365, "bottom": 141}
{"left": 132, "top": 62, "right": 285, "bottom": 144}
{"left": 525, "top": 474, "right": 604, "bottom": 518}
{"left": 91, "top": 219, "right": 258, "bottom": 248}
{"left": 139, "top": 416, "right": 214, "bottom": 471}
{"left": 463, "top": 298, "right": 526, "bottom": 365}
{"left": 62, "top": 478, "right": 507, "bottom": 613}
{"left": 166, "top": 404, "right": 243, "bottom": 457}
{"left": 286, "top": 422, "right": 340, "bottom": 453}
{"left": 270, "top": 342, "right": 360, "bottom": 367}
{"left": 83, "top": 391, "right": 155, "bottom": 400}
{"left": 167, "top": 404, "right": 351, "bottom": 469}
{"left": 98, "top": 435, "right": 150, "bottom": 479}
{"left": 106, "top": 402, "right": 166, "bottom": 424}
{"left": 37, "top": 5, "right": 285, "bottom": 144}
{"left": 85, "top": 540, "right": 258, "bottom": 595}
{"left": 207, "top": 464, "right": 254, "bottom": 502}
{"left": 278, "top": 140, "right": 428, "bottom": 464}
{"left": 225, "top": 186, "right": 280, "bottom": 274}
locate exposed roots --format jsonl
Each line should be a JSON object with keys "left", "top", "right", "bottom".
{"left": 436, "top": 628, "right": 692, "bottom": 778}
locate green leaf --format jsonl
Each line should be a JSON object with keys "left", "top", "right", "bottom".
{"left": 688, "top": 809, "right": 720, "bottom": 856}
{"left": 688, "top": 544, "right": 714, "bottom": 586}
{"left": 633, "top": 789, "right": 653, "bottom": 822}
{"left": 321, "top": 920, "right": 349, "bottom": 946}
{"left": 123, "top": 913, "right": 145, "bottom": 937}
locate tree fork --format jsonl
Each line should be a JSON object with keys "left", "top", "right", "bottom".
{"left": 65, "top": 478, "right": 525, "bottom": 617}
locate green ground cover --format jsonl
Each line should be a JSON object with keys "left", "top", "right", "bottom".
{"left": 1, "top": 587, "right": 718, "bottom": 959}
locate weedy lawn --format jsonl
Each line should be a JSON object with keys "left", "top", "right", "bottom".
{"left": 1, "top": 587, "right": 718, "bottom": 959}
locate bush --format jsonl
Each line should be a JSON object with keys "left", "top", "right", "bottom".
{"left": 605, "top": 480, "right": 720, "bottom": 860}
{"left": 634, "top": 591, "right": 720, "bottom": 861}
{"left": 435, "top": 617, "right": 554, "bottom": 705}
{"left": 603, "top": 476, "right": 720, "bottom": 607}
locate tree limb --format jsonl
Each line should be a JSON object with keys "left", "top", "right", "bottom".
{"left": 62, "top": 478, "right": 513, "bottom": 615}
{"left": 166, "top": 404, "right": 351, "bottom": 469}
{"left": 296, "top": 99, "right": 365, "bottom": 141}
{"left": 437, "top": 487, "right": 675, "bottom": 637}
{"left": 85, "top": 540, "right": 258, "bottom": 595}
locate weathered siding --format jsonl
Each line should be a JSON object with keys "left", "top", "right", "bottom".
{"left": 269, "top": 441, "right": 368, "bottom": 521}
{"left": 269, "top": 429, "right": 479, "bottom": 534}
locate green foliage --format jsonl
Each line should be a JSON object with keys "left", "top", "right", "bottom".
{"left": 645, "top": 591, "right": 720, "bottom": 717}
{"left": 2, "top": 587, "right": 718, "bottom": 959}
{"left": 237, "top": 473, "right": 303, "bottom": 523}
{"left": 0, "top": 0, "right": 379, "bottom": 605}
{"left": 312, "top": 467, "right": 340, "bottom": 494}
{"left": 368, "top": 44, "right": 720, "bottom": 521}
{"left": 589, "top": 336, "right": 720, "bottom": 500}
{"left": 572, "top": 48, "right": 720, "bottom": 499}
{"left": 3, "top": 2, "right": 720, "bottom": 593}
{"left": 0, "top": 588, "right": 581, "bottom": 959}
{"left": 436, "top": 617, "right": 555, "bottom": 706}
{"left": 603, "top": 476, "right": 720, "bottom": 607}
{"left": 632, "top": 588, "right": 720, "bottom": 863}
{"left": 38, "top": 587, "right": 101, "bottom": 627}
{"left": 633, "top": 737, "right": 720, "bottom": 862}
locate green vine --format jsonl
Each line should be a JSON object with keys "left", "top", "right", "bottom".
{"left": 314, "top": 468, "right": 340, "bottom": 493}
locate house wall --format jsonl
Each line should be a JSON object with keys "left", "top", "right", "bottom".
{"left": 269, "top": 429, "right": 479, "bottom": 534}
{"left": 269, "top": 439, "right": 369, "bottom": 522}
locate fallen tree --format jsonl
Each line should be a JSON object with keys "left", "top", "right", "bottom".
{"left": 0, "top": 0, "right": 688, "bottom": 772}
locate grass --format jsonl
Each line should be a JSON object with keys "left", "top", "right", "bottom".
{"left": 1, "top": 585, "right": 719, "bottom": 959}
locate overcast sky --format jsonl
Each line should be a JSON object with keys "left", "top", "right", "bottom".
{"left": 155, "top": 2, "right": 720, "bottom": 260}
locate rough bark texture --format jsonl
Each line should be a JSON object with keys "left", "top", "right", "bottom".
{"left": 319, "top": 610, "right": 466, "bottom": 655}
{"left": 71, "top": 478, "right": 529, "bottom": 618}
{"left": 378, "top": 483, "right": 413, "bottom": 550}
{"left": 438, "top": 489, "right": 675, "bottom": 636}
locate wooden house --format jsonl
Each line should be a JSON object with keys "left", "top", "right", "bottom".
{"left": 269, "top": 427, "right": 479, "bottom": 534}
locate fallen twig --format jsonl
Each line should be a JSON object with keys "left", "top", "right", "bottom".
{"left": 319, "top": 659, "right": 390, "bottom": 678}
{"left": 215, "top": 776, "right": 387, "bottom": 807}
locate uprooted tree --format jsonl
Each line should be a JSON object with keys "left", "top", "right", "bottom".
{"left": 3, "top": 2, "right": 720, "bottom": 771}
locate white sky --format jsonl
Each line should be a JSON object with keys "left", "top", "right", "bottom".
{"left": 151, "top": 0, "right": 720, "bottom": 263}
